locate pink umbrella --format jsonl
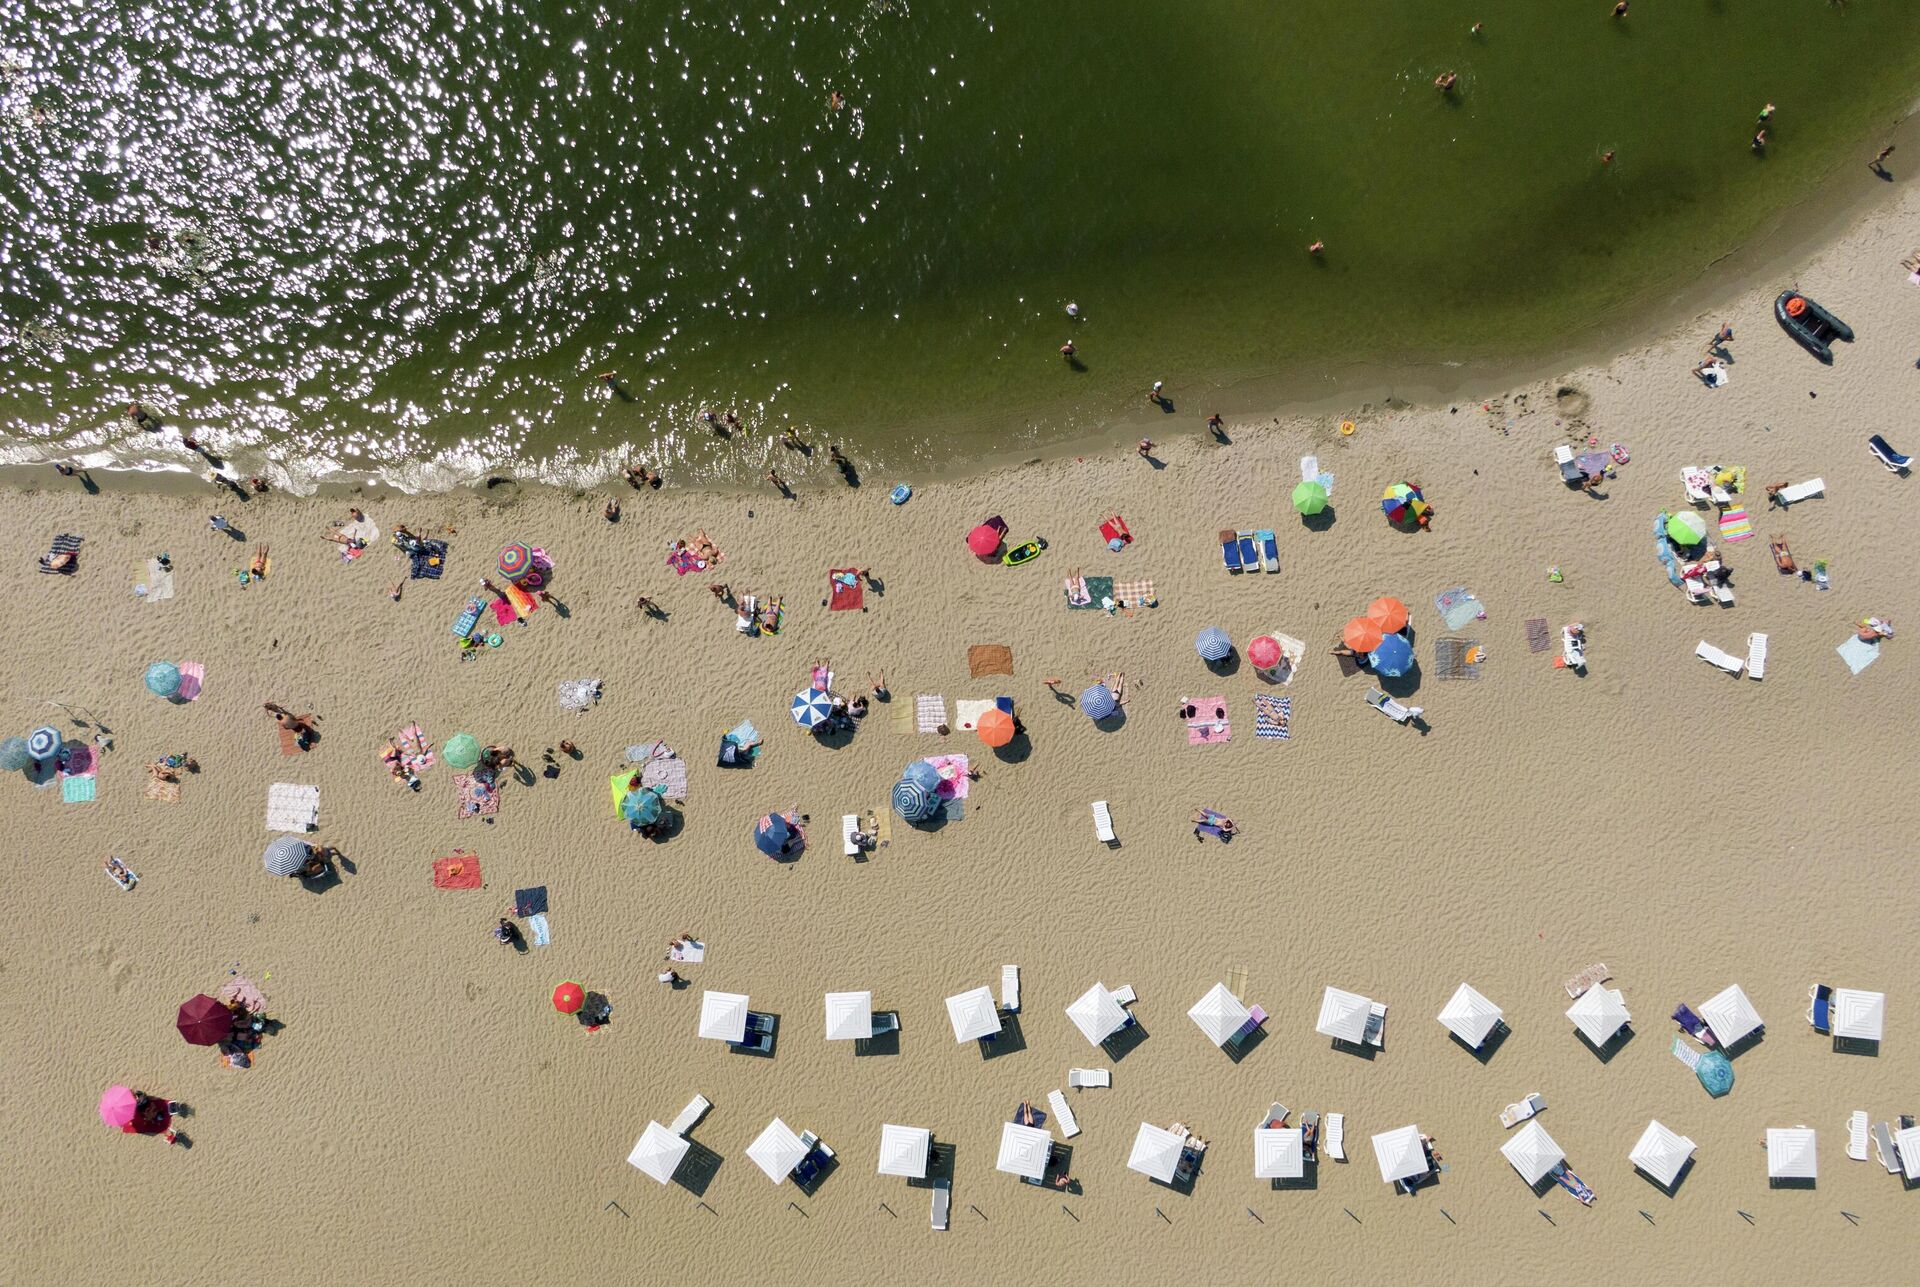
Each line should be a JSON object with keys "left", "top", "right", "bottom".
{"left": 966, "top": 523, "right": 1003, "bottom": 559}
{"left": 1247, "top": 635, "right": 1282, "bottom": 670}
{"left": 99, "top": 1085, "right": 138, "bottom": 1129}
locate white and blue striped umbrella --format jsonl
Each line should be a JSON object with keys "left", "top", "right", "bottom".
{"left": 26, "top": 726, "right": 61, "bottom": 761}
{"left": 892, "top": 778, "right": 936, "bottom": 822}
{"left": 790, "top": 687, "right": 835, "bottom": 728}
{"left": 1195, "top": 627, "right": 1233, "bottom": 662}
{"left": 1079, "top": 684, "right": 1116, "bottom": 720}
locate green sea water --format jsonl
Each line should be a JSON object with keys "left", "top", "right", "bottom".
{"left": 3, "top": 0, "right": 1917, "bottom": 487}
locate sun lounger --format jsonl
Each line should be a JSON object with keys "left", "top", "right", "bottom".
{"left": 669, "top": 1094, "right": 712, "bottom": 1136}
{"left": 1220, "top": 530, "right": 1243, "bottom": 573}
{"left": 1564, "top": 963, "right": 1609, "bottom": 998}
{"left": 1113, "top": 984, "right": 1137, "bottom": 1006}
{"left": 1499, "top": 1093, "right": 1546, "bottom": 1129}
{"left": 1696, "top": 641, "right": 1746, "bottom": 675}
{"left": 1001, "top": 965, "right": 1021, "bottom": 1013}
{"left": 1363, "top": 1002, "right": 1387, "bottom": 1047}
{"left": 1257, "top": 530, "right": 1279, "bottom": 573}
{"left": 1363, "top": 687, "right": 1422, "bottom": 723}
{"left": 1770, "top": 477, "right": 1824, "bottom": 506}
{"left": 1709, "top": 581, "right": 1735, "bottom": 606}
{"left": 1227, "top": 1005, "right": 1267, "bottom": 1047}
{"left": 1236, "top": 531, "right": 1259, "bottom": 571}
{"left": 104, "top": 856, "right": 139, "bottom": 890}
{"left": 1847, "top": 1111, "right": 1869, "bottom": 1161}
{"left": 1553, "top": 1163, "right": 1595, "bottom": 1205}
{"left": 1556, "top": 444, "right": 1582, "bottom": 484}
{"left": 1299, "top": 1110, "right": 1320, "bottom": 1161}
{"left": 1263, "top": 1103, "right": 1289, "bottom": 1128}
{"left": 1747, "top": 633, "right": 1767, "bottom": 680}
{"left": 841, "top": 814, "right": 860, "bottom": 856}
{"left": 1868, "top": 433, "right": 1912, "bottom": 472}
{"left": 1323, "top": 1113, "right": 1345, "bottom": 1161}
{"left": 1681, "top": 467, "right": 1713, "bottom": 505}
{"left": 1808, "top": 984, "right": 1832, "bottom": 1033}
{"left": 1682, "top": 574, "right": 1709, "bottom": 604}
{"left": 1048, "top": 1090, "right": 1080, "bottom": 1138}
{"left": 1873, "top": 1121, "right": 1899, "bottom": 1173}
{"left": 931, "top": 1179, "right": 951, "bottom": 1230}
{"left": 1068, "top": 1068, "right": 1110, "bottom": 1089}
{"left": 1672, "top": 1004, "right": 1717, "bottom": 1046}
{"left": 1091, "top": 800, "right": 1117, "bottom": 846}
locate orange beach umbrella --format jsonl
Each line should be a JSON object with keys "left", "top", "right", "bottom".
{"left": 977, "top": 708, "right": 1015, "bottom": 748}
{"left": 1366, "top": 596, "right": 1409, "bottom": 634}
{"left": 1342, "top": 617, "right": 1384, "bottom": 652}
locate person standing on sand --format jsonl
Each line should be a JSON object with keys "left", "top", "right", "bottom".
{"left": 1709, "top": 322, "right": 1733, "bottom": 353}
{"left": 1869, "top": 144, "right": 1895, "bottom": 175}
{"left": 1138, "top": 437, "right": 1155, "bottom": 457}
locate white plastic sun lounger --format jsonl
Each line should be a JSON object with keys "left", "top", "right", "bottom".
{"left": 1001, "top": 964, "right": 1021, "bottom": 1013}
{"left": 1555, "top": 444, "right": 1581, "bottom": 483}
{"left": 1363, "top": 1002, "right": 1388, "bottom": 1047}
{"left": 841, "top": 814, "right": 860, "bottom": 856}
{"left": 1068, "top": 1068, "right": 1111, "bottom": 1089}
{"left": 1847, "top": 1111, "right": 1869, "bottom": 1162}
{"left": 1091, "top": 800, "right": 1116, "bottom": 846}
{"left": 1113, "top": 984, "right": 1137, "bottom": 1006}
{"left": 1747, "top": 633, "right": 1767, "bottom": 680}
{"left": 1696, "top": 641, "right": 1746, "bottom": 675}
{"left": 669, "top": 1094, "right": 712, "bottom": 1136}
{"left": 1873, "top": 1121, "right": 1899, "bottom": 1173}
{"left": 1683, "top": 575, "right": 1709, "bottom": 604}
{"left": 931, "top": 1179, "right": 951, "bottom": 1229}
{"left": 1364, "top": 687, "right": 1422, "bottom": 723}
{"left": 1499, "top": 1093, "right": 1547, "bottom": 1129}
{"left": 1681, "top": 467, "right": 1712, "bottom": 505}
{"left": 1709, "top": 581, "right": 1735, "bottom": 606}
{"left": 1323, "top": 1113, "right": 1346, "bottom": 1161}
{"left": 1047, "top": 1089, "right": 1080, "bottom": 1138}
{"left": 1771, "top": 477, "right": 1824, "bottom": 506}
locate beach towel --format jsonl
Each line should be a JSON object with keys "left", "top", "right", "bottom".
{"left": 1183, "top": 696, "right": 1230, "bottom": 744}
{"left": 758, "top": 596, "right": 784, "bottom": 636}
{"left": 1433, "top": 638, "right": 1486, "bottom": 680}
{"left": 395, "top": 724, "right": 434, "bottom": 774}
{"left": 217, "top": 976, "right": 268, "bottom": 1012}
{"left": 40, "top": 532, "right": 82, "bottom": 574}
{"left": 668, "top": 548, "right": 700, "bottom": 575}
{"left": 277, "top": 724, "right": 314, "bottom": 756}
{"left": 62, "top": 775, "right": 96, "bottom": 803}
{"left": 1524, "top": 618, "right": 1551, "bottom": 653}
{"left": 514, "top": 885, "right": 549, "bottom": 916}
{"left": 451, "top": 599, "right": 483, "bottom": 638}
{"left": 454, "top": 772, "right": 500, "bottom": 818}
{"left": 1195, "top": 809, "right": 1230, "bottom": 841}
{"left": 1836, "top": 635, "right": 1880, "bottom": 675}
{"left": 1113, "top": 578, "right": 1154, "bottom": 608}
{"left": 176, "top": 662, "right": 204, "bottom": 701}
{"left": 1718, "top": 507, "right": 1755, "bottom": 542}
{"left": 609, "top": 770, "right": 642, "bottom": 816}
{"left": 556, "top": 678, "right": 600, "bottom": 712}
{"left": 916, "top": 694, "right": 947, "bottom": 733}
{"left": 1062, "top": 575, "right": 1093, "bottom": 608}
{"left": 432, "top": 852, "right": 483, "bottom": 889}
{"left": 409, "top": 540, "right": 448, "bottom": 580}
{"left": 1331, "top": 641, "right": 1361, "bottom": 679}
{"left": 1434, "top": 587, "right": 1484, "bottom": 631}
{"left": 953, "top": 699, "right": 996, "bottom": 732}
{"left": 1254, "top": 693, "right": 1291, "bottom": 740}
{"left": 142, "top": 558, "right": 175, "bottom": 603}
{"left": 631, "top": 741, "right": 688, "bottom": 799}
{"left": 1264, "top": 633, "right": 1306, "bottom": 685}
{"left": 143, "top": 774, "right": 182, "bottom": 804}
{"left": 105, "top": 856, "right": 138, "bottom": 890}
{"left": 669, "top": 937, "right": 706, "bottom": 963}
{"left": 1670, "top": 1036, "right": 1701, "bottom": 1071}
{"left": 527, "top": 913, "right": 551, "bottom": 946}
{"left": 491, "top": 596, "right": 518, "bottom": 626}
{"left": 925, "top": 754, "right": 970, "bottom": 799}
{"left": 967, "top": 644, "right": 1013, "bottom": 678}
{"left": 265, "top": 782, "right": 320, "bottom": 831}
{"left": 828, "top": 568, "right": 864, "bottom": 611}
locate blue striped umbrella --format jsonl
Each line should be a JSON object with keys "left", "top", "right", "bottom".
{"left": 892, "top": 778, "right": 936, "bottom": 822}
{"left": 26, "top": 726, "right": 61, "bottom": 761}
{"left": 1079, "top": 684, "right": 1116, "bottom": 720}
{"left": 1369, "top": 632, "right": 1413, "bottom": 677}
{"left": 790, "top": 687, "right": 835, "bottom": 729}
{"left": 263, "top": 834, "right": 312, "bottom": 877}
{"left": 1195, "top": 627, "right": 1233, "bottom": 662}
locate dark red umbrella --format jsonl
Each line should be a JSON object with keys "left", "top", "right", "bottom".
{"left": 176, "top": 993, "right": 236, "bottom": 1046}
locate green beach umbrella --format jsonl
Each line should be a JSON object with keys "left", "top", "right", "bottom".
{"left": 1666, "top": 511, "right": 1709, "bottom": 545}
{"left": 443, "top": 733, "right": 481, "bottom": 771}
{"left": 1292, "top": 480, "right": 1328, "bottom": 516}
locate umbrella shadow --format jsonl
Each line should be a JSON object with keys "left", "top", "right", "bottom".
{"left": 1638, "top": 1155, "right": 1694, "bottom": 1198}
{"left": 673, "top": 1140, "right": 724, "bottom": 1196}
{"left": 1302, "top": 507, "right": 1337, "bottom": 532}
{"left": 1768, "top": 1176, "right": 1816, "bottom": 1191}
{"left": 24, "top": 759, "right": 58, "bottom": 787}
{"left": 731, "top": 1012, "right": 779, "bottom": 1058}
{"left": 1100, "top": 1020, "right": 1149, "bottom": 1062}
{"left": 991, "top": 733, "right": 1033, "bottom": 765}
{"left": 980, "top": 1014, "right": 1025, "bottom": 1061}
{"left": 1090, "top": 709, "right": 1128, "bottom": 733}
{"left": 1720, "top": 1030, "right": 1765, "bottom": 1061}
{"left": 1833, "top": 1036, "right": 1880, "bottom": 1057}
{"left": 1455, "top": 1021, "right": 1511, "bottom": 1065}
{"left": 855, "top": 1017, "right": 901, "bottom": 1058}
{"left": 1272, "top": 1162, "right": 1319, "bottom": 1192}
{"left": 1223, "top": 1026, "right": 1267, "bottom": 1064}
{"left": 1575, "top": 1023, "right": 1635, "bottom": 1064}
{"left": 907, "top": 1142, "right": 957, "bottom": 1189}
{"left": 793, "top": 1151, "right": 841, "bottom": 1197}
{"left": 810, "top": 721, "right": 857, "bottom": 751}
{"left": 1204, "top": 653, "right": 1241, "bottom": 678}
{"left": 1330, "top": 1037, "right": 1378, "bottom": 1061}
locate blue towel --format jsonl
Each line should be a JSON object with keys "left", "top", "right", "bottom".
{"left": 1221, "top": 536, "right": 1242, "bottom": 572}
{"left": 514, "top": 885, "right": 549, "bottom": 916}
{"left": 1237, "top": 534, "right": 1259, "bottom": 567}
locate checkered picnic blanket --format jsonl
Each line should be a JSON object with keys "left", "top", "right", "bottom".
{"left": 1113, "top": 578, "right": 1154, "bottom": 607}
{"left": 915, "top": 694, "right": 947, "bottom": 733}
{"left": 1254, "top": 694, "right": 1290, "bottom": 740}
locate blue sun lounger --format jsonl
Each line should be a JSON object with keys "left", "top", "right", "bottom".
{"left": 1868, "top": 434, "right": 1912, "bottom": 472}
{"left": 1237, "top": 531, "right": 1259, "bottom": 570}
{"left": 1257, "top": 530, "right": 1279, "bottom": 573}
{"left": 1809, "top": 984, "right": 1832, "bottom": 1034}
{"left": 1221, "top": 531, "right": 1243, "bottom": 573}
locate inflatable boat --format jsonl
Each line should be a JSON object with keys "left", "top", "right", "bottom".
{"left": 1775, "top": 291, "right": 1853, "bottom": 363}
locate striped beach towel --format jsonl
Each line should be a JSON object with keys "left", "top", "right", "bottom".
{"left": 1524, "top": 618, "right": 1551, "bottom": 653}
{"left": 915, "top": 694, "right": 947, "bottom": 733}
{"left": 62, "top": 775, "right": 97, "bottom": 803}
{"left": 1254, "top": 694, "right": 1290, "bottom": 740}
{"left": 1718, "top": 507, "right": 1754, "bottom": 541}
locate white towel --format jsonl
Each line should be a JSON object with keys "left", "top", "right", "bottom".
{"left": 527, "top": 913, "right": 551, "bottom": 946}
{"left": 953, "top": 699, "right": 994, "bottom": 732}
{"left": 915, "top": 695, "right": 947, "bottom": 733}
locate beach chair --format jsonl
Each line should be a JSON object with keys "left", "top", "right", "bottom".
{"left": 1709, "top": 581, "right": 1735, "bottom": 606}
{"left": 1499, "top": 1093, "right": 1546, "bottom": 1129}
{"left": 1695, "top": 641, "right": 1746, "bottom": 675}
{"left": 1555, "top": 444, "right": 1581, "bottom": 484}
{"left": 1299, "top": 1110, "right": 1320, "bottom": 1162}
{"left": 1847, "top": 1110, "right": 1869, "bottom": 1162}
{"left": 1770, "top": 477, "right": 1824, "bottom": 506}
{"left": 1220, "top": 530, "right": 1243, "bottom": 573}
{"left": 1363, "top": 687, "right": 1422, "bottom": 723}
{"left": 1257, "top": 530, "right": 1279, "bottom": 573}
{"left": 1068, "top": 1068, "right": 1111, "bottom": 1089}
{"left": 1048, "top": 1090, "right": 1080, "bottom": 1138}
{"left": 1747, "top": 633, "right": 1767, "bottom": 680}
{"left": 931, "top": 1179, "right": 951, "bottom": 1230}
{"left": 1263, "top": 1103, "right": 1289, "bottom": 1128}
{"left": 1091, "top": 800, "right": 1117, "bottom": 847}
{"left": 1236, "top": 531, "right": 1259, "bottom": 571}
{"left": 1672, "top": 1004, "right": 1717, "bottom": 1046}
{"left": 1681, "top": 467, "right": 1713, "bottom": 505}
{"left": 1868, "top": 434, "right": 1912, "bottom": 472}
{"left": 1808, "top": 984, "right": 1832, "bottom": 1033}
{"left": 1113, "top": 984, "right": 1137, "bottom": 1006}
{"left": 1363, "top": 1002, "right": 1387, "bottom": 1047}
{"left": 1682, "top": 574, "right": 1709, "bottom": 604}
{"left": 841, "top": 814, "right": 861, "bottom": 856}
{"left": 1227, "top": 1005, "right": 1267, "bottom": 1048}
{"left": 1553, "top": 1163, "right": 1596, "bottom": 1206}
{"left": 1565, "top": 963, "right": 1610, "bottom": 998}
{"left": 669, "top": 1094, "right": 712, "bottom": 1136}
{"left": 1323, "top": 1113, "right": 1346, "bottom": 1161}
{"left": 1001, "top": 965, "right": 1021, "bottom": 1014}
{"left": 1873, "top": 1121, "right": 1899, "bottom": 1173}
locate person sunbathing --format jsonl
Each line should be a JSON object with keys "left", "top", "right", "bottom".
{"left": 39, "top": 549, "right": 76, "bottom": 572}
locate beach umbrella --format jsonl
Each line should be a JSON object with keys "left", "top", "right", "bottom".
{"left": 175, "top": 994, "right": 235, "bottom": 1046}
{"left": 1342, "top": 617, "right": 1384, "bottom": 653}
{"left": 1291, "top": 479, "right": 1328, "bottom": 516}
{"left": 1765, "top": 1127, "right": 1817, "bottom": 1180}
{"left": 552, "top": 982, "right": 585, "bottom": 1015}
{"left": 1316, "top": 986, "right": 1373, "bottom": 1044}
{"left": 997, "top": 1121, "right": 1052, "bottom": 1179}
{"left": 144, "top": 661, "right": 182, "bottom": 698}
{"left": 1366, "top": 596, "right": 1409, "bottom": 633}
{"left": 878, "top": 1124, "right": 932, "bottom": 1179}
{"left": 746, "top": 1118, "right": 810, "bottom": 1184}
{"left": 1188, "top": 983, "right": 1252, "bottom": 1047}
{"left": 1436, "top": 982, "right": 1503, "bottom": 1049}
{"left": 1195, "top": 626, "right": 1233, "bottom": 662}
{"left": 1566, "top": 986, "right": 1630, "bottom": 1047}
{"left": 1127, "top": 1123, "right": 1185, "bottom": 1183}
{"left": 824, "top": 990, "right": 874, "bottom": 1042}
{"left": 966, "top": 524, "right": 1003, "bottom": 559}
{"left": 1501, "top": 1121, "right": 1565, "bottom": 1186}
{"left": 1065, "top": 983, "right": 1128, "bottom": 1046}
{"left": 902, "top": 759, "right": 942, "bottom": 792}
{"left": 1381, "top": 483, "right": 1420, "bottom": 522}
{"left": 442, "top": 733, "right": 481, "bottom": 771}
{"left": 497, "top": 542, "right": 533, "bottom": 581}
{"left": 945, "top": 987, "right": 1002, "bottom": 1042}
{"left": 1832, "top": 988, "right": 1886, "bottom": 1041}
{"left": 1666, "top": 511, "right": 1709, "bottom": 545}
{"left": 1896, "top": 1126, "right": 1920, "bottom": 1182}
{"left": 754, "top": 811, "right": 803, "bottom": 857}
{"left": 1247, "top": 636, "right": 1282, "bottom": 671}
{"left": 1629, "top": 1120, "right": 1696, "bottom": 1188}
{"left": 891, "top": 778, "right": 937, "bottom": 823}
{"left": 627, "top": 1122, "right": 690, "bottom": 1185}
{"left": 1255, "top": 1127, "right": 1306, "bottom": 1179}
{"left": 790, "top": 687, "right": 835, "bottom": 729}
{"left": 1695, "top": 1051, "right": 1734, "bottom": 1097}
{"left": 0, "top": 736, "right": 30, "bottom": 771}
{"left": 622, "top": 786, "right": 665, "bottom": 827}
{"left": 262, "top": 834, "right": 311, "bottom": 877}
{"left": 698, "top": 990, "right": 750, "bottom": 1043}
{"left": 27, "top": 726, "right": 61, "bottom": 761}
{"left": 976, "top": 708, "right": 1015, "bottom": 748}
{"left": 1369, "top": 632, "right": 1413, "bottom": 678}
{"left": 1698, "top": 984, "right": 1763, "bottom": 1047}
{"left": 1371, "top": 1125, "right": 1428, "bottom": 1184}
{"left": 99, "top": 1085, "right": 139, "bottom": 1129}
{"left": 1079, "top": 683, "right": 1116, "bottom": 721}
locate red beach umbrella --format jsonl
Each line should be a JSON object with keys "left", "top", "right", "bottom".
{"left": 552, "top": 982, "right": 585, "bottom": 1014}
{"left": 966, "top": 524, "right": 1003, "bottom": 559}
{"left": 1342, "top": 617, "right": 1384, "bottom": 652}
{"left": 1366, "top": 596, "right": 1409, "bottom": 634}
{"left": 176, "top": 994, "right": 236, "bottom": 1046}
{"left": 1247, "top": 635, "right": 1282, "bottom": 670}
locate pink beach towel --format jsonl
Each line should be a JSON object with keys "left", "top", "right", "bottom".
{"left": 925, "top": 754, "right": 971, "bottom": 800}
{"left": 176, "top": 662, "right": 204, "bottom": 701}
{"left": 1184, "top": 696, "right": 1230, "bottom": 744}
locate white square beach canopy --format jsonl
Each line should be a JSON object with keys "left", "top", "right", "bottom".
{"left": 1254, "top": 1126, "right": 1304, "bottom": 1179}
{"left": 698, "top": 990, "right": 750, "bottom": 1043}
{"left": 626, "top": 1122, "right": 689, "bottom": 1185}
{"left": 996, "top": 1121, "right": 1053, "bottom": 1179}
{"left": 1566, "top": 986, "right": 1629, "bottom": 1046}
{"left": 1629, "top": 1120, "right": 1695, "bottom": 1188}
{"left": 1896, "top": 1125, "right": 1920, "bottom": 1181}
{"left": 1066, "top": 982, "right": 1129, "bottom": 1046}
{"left": 1500, "top": 1120, "right": 1565, "bottom": 1185}
{"left": 1832, "top": 988, "right": 1886, "bottom": 1041}
{"left": 1317, "top": 986, "right": 1372, "bottom": 1044}
{"left": 1765, "top": 1127, "right": 1816, "bottom": 1179}
{"left": 877, "top": 1124, "right": 931, "bottom": 1179}
{"left": 1127, "top": 1123, "right": 1185, "bottom": 1183}
{"left": 824, "top": 990, "right": 874, "bottom": 1041}
{"left": 1188, "top": 983, "right": 1251, "bottom": 1047}
{"left": 946, "top": 986, "right": 1002, "bottom": 1042}
{"left": 1698, "top": 984, "right": 1763, "bottom": 1046}
{"left": 1371, "top": 1125, "right": 1427, "bottom": 1184}
{"left": 1437, "top": 982, "right": 1502, "bottom": 1048}
{"left": 746, "top": 1117, "right": 809, "bottom": 1184}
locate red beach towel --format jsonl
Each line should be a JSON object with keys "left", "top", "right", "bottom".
{"left": 828, "top": 568, "right": 863, "bottom": 612}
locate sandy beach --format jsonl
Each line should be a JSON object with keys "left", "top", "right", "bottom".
{"left": 6, "top": 174, "right": 1918, "bottom": 1287}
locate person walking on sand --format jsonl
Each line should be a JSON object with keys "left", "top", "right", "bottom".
{"left": 1869, "top": 144, "right": 1895, "bottom": 175}
{"left": 1138, "top": 437, "right": 1155, "bottom": 457}
{"left": 1206, "top": 412, "right": 1225, "bottom": 440}
{"left": 766, "top": 468, "right": 789, "bottom": 496}
{"left": 708, "top": 582, "right": 731, "bottom": 602}
{"left": 635, "top": 595, "right": 658, "bottom": 614}
{"left": 1709, "top": 322, "right": 1732, "bottom": 353}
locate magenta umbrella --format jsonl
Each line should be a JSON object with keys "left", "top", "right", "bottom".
{"left": 99, "top": 1085, "right": 138, "bottom": 1129}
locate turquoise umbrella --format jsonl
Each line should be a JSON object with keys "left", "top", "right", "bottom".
{"left": 144, "top": 661, "right": 182, "bottom": 698}
{"left": 623, "top": 785, "right": 665, "bottom": 827}
{"left": 1696, "top": 1051, "right": 1734, "bottom": 1097}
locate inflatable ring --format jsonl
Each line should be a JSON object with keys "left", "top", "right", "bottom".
{"left": 485, "top": 633, "right": 503, "bottom": 648}
{"left": 1340, "top": 420, "right": 1356, "bottom": 436}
